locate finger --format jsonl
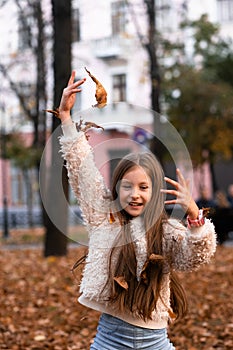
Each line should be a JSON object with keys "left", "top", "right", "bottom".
{"left": 186, "top": 178, "right": 191, "bottom": 190}
{"left": 68, "top": 70, "right": 76, "bottom": 86}
{"left": 66, "top": 78, "right": 86, "bottom": 92}
{"left": 69, "top": 88, "right": 82, "bottom": 94}
{"left": 161, "top": 189, "right": 179, "bottom": 196}
{"left": 164, "top": 176, "right": 179, "bottom": 189}
{"left": 63, "top": 81, "right": 86, "bottom": 96}
{"left": 164, "top": 199, "right": 178, "bottom": 206}
{"left": 176, "top": 168, "right": 191, "bottom": 190}
{"left": 176, "top": 168, "right": 186, "bottom": 186}
{"left": 75, "top": 77, "right": 86, "bottom": 87}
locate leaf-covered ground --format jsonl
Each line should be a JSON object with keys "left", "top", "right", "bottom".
{"left": 0, "top": 236, "right": 232, "bottom": 349}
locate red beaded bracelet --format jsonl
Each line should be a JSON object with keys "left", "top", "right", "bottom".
{"left": 187, "top": 209, "right": 205, "bottom": 228}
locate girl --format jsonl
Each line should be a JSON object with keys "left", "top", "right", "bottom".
{"left": 57, "top": 71, "right": 216, "bottom": 349}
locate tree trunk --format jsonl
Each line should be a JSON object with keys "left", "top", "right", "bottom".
{"left": 144, "top": 0, "right": 165, "bottom": 164}
{"left": 44, "top": 0, "right": 72, "bottom": 256}
{"left": 33, "top": 1, "right": 47, "bottom": 148}
{"left": 145, "top": 0, "right": 160, "bottom": 114}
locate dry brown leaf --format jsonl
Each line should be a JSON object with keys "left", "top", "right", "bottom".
{"left": 85, "top": 67, "right": 107, "bottom": 108}
{"left": 0, "top": 238, "right": 232, "bottom": 349}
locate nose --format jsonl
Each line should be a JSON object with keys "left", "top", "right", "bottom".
{"left": 131, "top": 188, "right": 140, "bottom": 199}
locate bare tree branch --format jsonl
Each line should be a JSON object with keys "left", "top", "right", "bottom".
{"left": 125, "top": 1, "right": 147, "bottom": 46}
{"left": 0, "top": 0, "right": 8, "bottom": 8}
{"left": 0, "top": 63, "right": 34, "bottom": 120}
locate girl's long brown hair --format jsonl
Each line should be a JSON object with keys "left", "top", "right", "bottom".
{"left": 104, "top": 152, "right": 187, "bottom": 321}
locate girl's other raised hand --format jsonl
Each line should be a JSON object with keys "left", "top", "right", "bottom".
{"left": 161, "top": 168, "right": 199, "bottom": 220}
{"left": 59, "top": 70, "right": 86, "bottom": 123}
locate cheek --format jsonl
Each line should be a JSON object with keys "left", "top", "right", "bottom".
{"left": 119, "top": 188, "right": 127, "bottom": 202}
{"left": 118, "top": 190, "right": 128, "bottom": 210}
{"left": 145, "top": 189, "right": 152, "bottom": 203}
{"left": 149, "top": 189, "right": 153, "bottom": 200}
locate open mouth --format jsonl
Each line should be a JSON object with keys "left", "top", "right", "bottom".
{"left": 129, "top": 202, "right": 143, "bottom": 207}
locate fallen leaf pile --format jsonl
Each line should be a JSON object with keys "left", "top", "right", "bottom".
{"left": 0, "top": 245, "right": 232, "bottom": 350}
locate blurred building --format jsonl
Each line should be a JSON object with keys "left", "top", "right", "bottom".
{"left": 0, "top": 0, "right": 233, "bottom": 209}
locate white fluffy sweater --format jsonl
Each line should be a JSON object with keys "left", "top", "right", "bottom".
{"left": 59, "top": 121, "right": 217, "bottom": 329}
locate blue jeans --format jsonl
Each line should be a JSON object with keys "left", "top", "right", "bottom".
{"left": 90, "top": 313, "right": 175, "bottom": 350}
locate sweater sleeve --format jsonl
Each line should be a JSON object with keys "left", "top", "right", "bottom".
{"left": 59, "top": 122, "right": 110, "bottom": 227}
{"left": 163, "top": 218, "right": 217, "bottom": 271}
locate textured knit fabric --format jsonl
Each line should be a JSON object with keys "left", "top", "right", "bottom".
{"left": 59, "top": 122, "right": 217, "bottom": 329}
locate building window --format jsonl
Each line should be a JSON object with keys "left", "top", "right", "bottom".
{"left": 112, "top": 74, "right": 126, "bottom": 102}
{"left": 111, "top": 1, "right": 127, "bottom": 36}
{"left": 72, "top": 8, "right": 81, "bottom": 42}
{"left": 217, "top": 0, "right": 233, "bottom": 22}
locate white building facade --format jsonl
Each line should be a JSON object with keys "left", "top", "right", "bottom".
{"left": 0, "top": 0, "right": 233, "bottom": 209}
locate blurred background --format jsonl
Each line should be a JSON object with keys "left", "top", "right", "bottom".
{"left": 0, "top": 0, "right": 233, "bottom": 253}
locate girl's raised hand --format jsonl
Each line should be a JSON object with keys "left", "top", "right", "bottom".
{"left": 161, "top": 168, "right": 199, "bottom": 220}
{"left": 59, "top": 70, "right": 86, "bottom": 122}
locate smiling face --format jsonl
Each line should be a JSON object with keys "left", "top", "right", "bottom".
{"left": 119, "top": 165, "right": 152, "bottom": 217}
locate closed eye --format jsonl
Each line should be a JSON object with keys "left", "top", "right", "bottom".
{"left": 122, "top": 185, "right": 131, "bottom": 190}
{"left": 140, "top": 185, "right": 149, "bottom": 190}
